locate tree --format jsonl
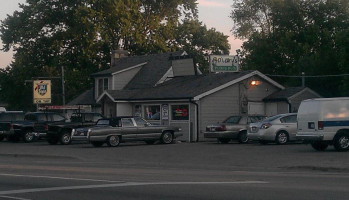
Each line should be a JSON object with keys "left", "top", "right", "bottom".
{"left": 231, "top": 0, "right": 349, "bottom": 97}
{"left": 0, "top": 0, "right": 226, "bottom": 110}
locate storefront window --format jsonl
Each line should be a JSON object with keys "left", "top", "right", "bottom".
{"left": 144, "top": 105, "right": 160, "bottom": 120}
{"left": 171, "top": 105, "right": 189, "bottom": 120}
{"left": 134, "top": 105, "right": 142, "bottom": 117}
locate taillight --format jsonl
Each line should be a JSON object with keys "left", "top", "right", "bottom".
{"left": 261, "top": 123, "right": 271, "bottom": 129}
{"left": 45, "top": 125, "right": 49, "bottom": 131}
{"left": 318, "top": 121, "right": 324, "bottom": 130}
{"left": 216, "top": 125, "right": 227, "bottom": 131}
{"left": 10, "top": 123, "right": 14, "bottom": 130}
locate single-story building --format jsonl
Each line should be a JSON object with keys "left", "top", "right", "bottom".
{"left": 68, "top": 51, "right": 321, "bottom": 142}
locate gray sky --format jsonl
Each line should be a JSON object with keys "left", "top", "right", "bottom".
{"left": 0, "top": 0, "right": 242, "bottom": 68}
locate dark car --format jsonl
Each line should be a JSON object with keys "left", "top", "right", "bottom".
{"left": 46, "top": 112, "right": 104, "bottom": 145}
{"left": 24, "top": 112, "right": 67, "bottom": 140}
{"left": 0, "top": 111, "right": 36, "bottom": 142}
{"left": 204, "top": 115, "right": 265, "bottom": 144}
{"left": 72, "top": 117, "right": 182, "bottom": 147}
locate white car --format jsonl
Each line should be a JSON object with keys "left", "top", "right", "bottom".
{"left": 248, "top": 113, "right": 297, "bottom": 144}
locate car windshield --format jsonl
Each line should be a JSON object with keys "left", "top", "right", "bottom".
{"left": 223, "top": 116, "right": 241, "bottom": 124}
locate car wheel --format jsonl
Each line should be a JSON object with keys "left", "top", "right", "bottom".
{"left": 107, "top": 135, "right": 120, "bottom": 147}
{"left": 47, "top": 138, "right": 59, "bottom": 145}
{"left": 334, "top": 133, "right": 349, "bottom": 152}
{"left": 311, "top": 142, "right": 328, "bottom": 151}
{"left": 60, "top": 132, "right": 72, "bottom": 145}
{"left": 91, "top": 141, "right": 104, "bottom": 147}
{"left": 238, "top": 131, "right": 249, "bottom": 144}
{"left": 275, "top": 131, "right": 289, "bottom": 145}
{"left": 23, "top": 131, "right": 35, "bottom": 143}
{"left": 0, "top": 135, "right": 4, "bottom": 141}
{"left": 161, "top": 131, "right": 173, "bottom": 144}
{"left": 145, "top": 140, "right": 156, "bottom": 145}
{"left": 218, "top": 138, "right": 230, "bottom": 144}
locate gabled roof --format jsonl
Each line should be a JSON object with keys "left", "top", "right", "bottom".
{"left": 97, "top": 70, "right": 285, "bottom": 103}
{"left": 263, "top": 87, "right": 321, "bottom": 101}
{"left": 67, "top": 88, "right": 98, "bottom": 106}
{"left": 91, "top": 51, "right": 186, "bottom": 90}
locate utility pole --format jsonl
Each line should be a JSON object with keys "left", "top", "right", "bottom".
{"left": 302, "top": 72, "right": 305, "bottom": 87}
{"left": 61, "top": 66, "right": 65, "bottom": 111}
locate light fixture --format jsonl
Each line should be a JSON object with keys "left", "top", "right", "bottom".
{"left": 250, "top": 80, "right": 260, "bottom": 86}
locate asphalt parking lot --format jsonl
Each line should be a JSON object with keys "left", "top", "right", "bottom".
{"left": 1, "top": 140, "right": 349, "bottom": 200}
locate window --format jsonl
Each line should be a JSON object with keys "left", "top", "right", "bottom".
{"left": 144, "top": 105, "right": 160, "bottom": 120}
{"left": 224, "top": 116, "right": 241, "bottom": 124}
{"left": 98, "top": 78, "right": 109, "bottom": 96}
{"left": 52, "top": 114, "right": 66, "bottom": 122}
{"left": 121, "top": 118, "right": 134, "bottom": 127}
{"left": 171, "top": 105, "right": 189, "bottom": 120}
{"left": 280, "top": 115, "right": 297, "bottom": 123}
{"left": 134, "top": 117, "right": 149, "bottom": 126}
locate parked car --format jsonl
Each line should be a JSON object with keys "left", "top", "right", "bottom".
{"left": 204, "top": 115, "right": 265, "bottom": 144}
{"left": 72, "top": 116, "right": 182, "bottom": 147}
{"left": 0, "top": 111, "right": 36, "bottom": 142}
{"left": 248, "top": 113, "right": 297, "bottom": 144}
{"left": 24, "top": 112, "right": 67, "bottom": 141}
{"left": 46, "top": 112, "right": 104, "bottom": 145}
{"left": 297, "top": 98, "right": 349, "bottom": 151}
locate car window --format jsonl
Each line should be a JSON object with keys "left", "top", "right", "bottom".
{"left": 121, "top": 118, "right": 135, "bottom": 127}
{"left": 0, "top": 113, "right": 24, "bottom": 121}
{"left": 25, "top": 114, "right": 36, "bottom": 121}
{"left": 248, "top": 116, "right": 265, "bottom": 123}
{"left": 97, "top": 119, "right": 110, "bottom": 125}
{"left": 280, "top": 115, "right": 297, "bottom": 123}
{"left": 134, "top": 117, "right": 149, "bottom": 126}
{"left": 223, "top": 116, "right": 241, "bottom": 124}
{"left": 38, "top": 114, "right": 48, "bottom": 121}
{"left": 52, "top": 114, "right": 66, "bottom": 122}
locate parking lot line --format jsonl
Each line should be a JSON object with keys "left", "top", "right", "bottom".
{"left": 0, "top": 196, "right": 31, "bottom": 200}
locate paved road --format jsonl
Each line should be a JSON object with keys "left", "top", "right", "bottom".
{"left": 0, "top": 140, "right": 349, "bottom": 200}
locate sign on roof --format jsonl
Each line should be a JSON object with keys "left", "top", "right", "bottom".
{"left": 209, "top": 55, "right": 239, "bottom": 73}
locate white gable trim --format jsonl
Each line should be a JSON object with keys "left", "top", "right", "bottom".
{"left": 111, "top": 62, "right": 147, "bottom": 76}
{"left": 155, "top": 67, "right": 174, "bottom": 86}
{"left": 96, "top": 91, "right": 115, "bottom": 103}
{"left": 193, "top": 70, "right": 285, "bottom": 101}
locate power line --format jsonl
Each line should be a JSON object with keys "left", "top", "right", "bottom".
{"left": 265, "top": 74, "right": 349, "bottom": 78}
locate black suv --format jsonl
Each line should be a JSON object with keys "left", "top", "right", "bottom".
{"left": 0, "top": 111, "right": 35, "bottom": 142}
{"left": 24, "top": 112, "right": 67, "bottom": 141}
{"left": 47, "top": 112, "right": 104, "bottom": 145}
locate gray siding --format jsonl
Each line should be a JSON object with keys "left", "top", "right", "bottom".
{"left": 289, "top": 89, "right": 321, "bottom": 112}
{"left": 112, "top": 67, "right": 142, "bottom": 90}
{"left": 172, "top": 59, "right": 195, "bottom": 76}
{"left": 199, "top": 84, "right": 240, "bottom": 140}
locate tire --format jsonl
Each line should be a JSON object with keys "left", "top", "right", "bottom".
{"left": 238, "top": 131, "right": 249, "bottom": 144}
{"left": 218, "top": 138, "right": 230, "bottom": 144}
{"left": 161, "top": 131, "right": 174, "bottom": 144}
{"left": 91, "top": 141, "right": 104, "bottom": 147}
{"left": 60, "top": 132, "right": 72, "bottom": 145}
{"left": 311, "top": 142, "right": 328, "bottom": 151}
{"left": 106, "top": 135, "right": 120, "bottom": 147}
{"left": 47, "top": 137, "right": 59, "bottom": 145}
{"left": 23, "top": 131, "right": 35, "bottom": 143}
{"left": 275, "top": 131, "right": 289, "bottom": 145}
{"left": 334, "top": 133, "right": 349, "bottom": 152}
{"left": 145, "top": 140, "right": 156, "bottom": 145}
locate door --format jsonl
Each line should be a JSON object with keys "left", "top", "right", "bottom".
{"left": 120, "top": 118, "right": 138, "bottom": 141}
{"left": 134, "top": 117, "right": 162, "bottom": 140}
{"left": 248, "top": 102, "right": 265, "bottom": 115}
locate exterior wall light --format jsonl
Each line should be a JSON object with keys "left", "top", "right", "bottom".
{"left": 250, "top": 80, "right": 260, "bottom": 86}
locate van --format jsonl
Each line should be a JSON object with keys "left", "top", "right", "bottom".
{"left": 297, "top": 98, "right": 349, "bottom": 151}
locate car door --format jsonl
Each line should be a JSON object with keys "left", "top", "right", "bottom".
{"left": 279, "top": 114, "right": 298, "bottom": 140}
{"left": 134, "top": 117, "right": 162, "bottom": 140}
{"left": 120, "top": 118, "right": 138, "bottom": 141}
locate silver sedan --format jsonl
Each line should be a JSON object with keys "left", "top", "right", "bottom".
{"left": 247, "top": 113, "right": 297, "bottom": 144}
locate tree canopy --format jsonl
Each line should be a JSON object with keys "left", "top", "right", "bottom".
{"left": 231, "top": 0, "right": 349, "bottom": 97}
{"left": 0, "top": 0, "right": 230, "bottom": 110}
